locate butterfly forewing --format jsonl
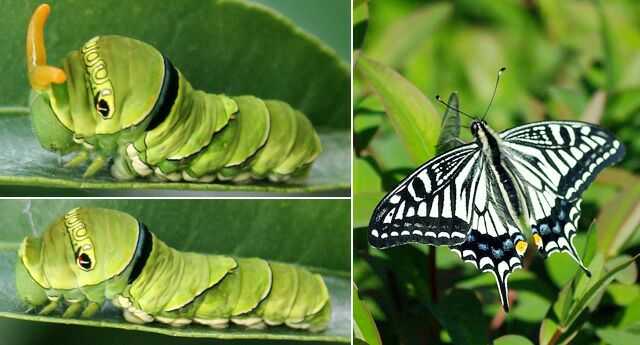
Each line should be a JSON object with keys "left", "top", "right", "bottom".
{"left": 500, "top": 121, "right": 624, "bottom": 267}
{"left": 368, "top": 144, "right": 480, "bottom": 248}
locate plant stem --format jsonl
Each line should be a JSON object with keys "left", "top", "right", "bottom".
{"left": 428, "top": 246, "right": 437, "bottom": 302}
{"left": 548, "top": 328, "right": 563, "bottom": 345}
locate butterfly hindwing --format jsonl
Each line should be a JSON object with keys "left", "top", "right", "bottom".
{"left": 368, "top": 144, "right": 480, "bottom": 249}
{"left": 450, "top": 158, "right": 526, "bottom": 311}
{"left": 500, "top": 121, "right": 624, "bottom": 269}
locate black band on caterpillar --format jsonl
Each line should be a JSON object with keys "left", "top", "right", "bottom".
{"left": 146, "top": 56, "right": 179, "bottom": 132}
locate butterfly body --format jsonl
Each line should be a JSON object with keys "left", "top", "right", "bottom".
{"left": 368, "top": 119, "right": 625, "bottom": 311}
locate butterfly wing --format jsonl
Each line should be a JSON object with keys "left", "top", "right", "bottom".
{"left": 449, "top": 155, "right": 526, "bottom": 312}
{"left": 368, "top": 144, "right": 481, "bottom": 249}
{"left": 500, "top": 121, "right": 625, "bottom": 269}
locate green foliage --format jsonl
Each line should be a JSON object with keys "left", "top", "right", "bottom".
{"left": 0, "top": 0, "right": 349, "bottom": 195}
{"left": 0, "top": 199, "right": 349, "bottom": 342}
{"left": 354, "top": 0, "right": 640, "bottom": 344}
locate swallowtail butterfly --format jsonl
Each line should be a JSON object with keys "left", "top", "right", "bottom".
{"left": 367, "top": 68, "right": 625, "bottom": 311}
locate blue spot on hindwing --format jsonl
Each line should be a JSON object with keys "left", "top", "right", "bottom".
{"left": 478, "top": 243, "right": 489, "bottom": 251}
{"left": 540, "top": 224, "right": 551, "bottom": 235}
{"left": 492, "top": 248, "right": 504, "bottom": 259}
{"left": 558, "top": 210, "right": 566, "bottom": 220}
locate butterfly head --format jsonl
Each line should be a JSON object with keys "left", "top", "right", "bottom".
{"left": 470, "top": 120, "right": 488, "bottom": 137}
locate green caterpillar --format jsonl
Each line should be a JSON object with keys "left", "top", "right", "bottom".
{"left": 27, "top": 4, "right": 321, "bottom": 183}
{"left": 15, "top": 207, "right": 331, "bottom": 332}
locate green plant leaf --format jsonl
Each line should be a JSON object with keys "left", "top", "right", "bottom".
{"left": 607, "top": 283, "right": 640, "bottom": 306}
{"left": 596, "top": 328, "right": 640, "bottom": 345}
{"left": 353, "top": 0, "right": 369, "bottom": 51}
{"left": 0, "top": 0, "right": 349, "bottom": 195}
{"left": 353, "top": 284, "right": 382, "bottom": 345}
{"left": 436, "top": 92, "right": 463, "bottom": 154}
{"left": 606, "top": 255, "right": 638, "bottom": 285}
{"left": 354, "top": 192, "right": 385, "bottom": 229}
{"left": 493, "top": 334, "right": 534, "bottom": 345}
{"left": 564, "top": 254, "right": 640, "bottom": 329}
{"left": 356, "top": 55, "right": 441, "bottom": 165}
{"left": 539, "top": 318, "right": 560, "bottom": 345}
{"left": 0, "top": 199, "right": 350, "bottom": 341}
{"left": 544, "top": 234, "right": 588, "bottom": 288}
{"left": 596, "top": 179, "right": 640, "bottom": 258}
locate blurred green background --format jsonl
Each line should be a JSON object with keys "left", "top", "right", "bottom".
{"left": 354, "top": 0, "right": 640, "bottom": 344}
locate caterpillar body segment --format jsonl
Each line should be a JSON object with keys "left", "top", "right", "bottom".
{"left": 16, "top": 208, "right": 332, "bottom": 332}
{"left": 26, "top": 4, "right": 321, "bottom": 183}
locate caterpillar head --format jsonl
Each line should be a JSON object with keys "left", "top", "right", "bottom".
{"left": 16, "top": 208, "right": 142, "bottom": 306}
{"left": 27, "top": 4, "right": 167, "bottom": 155}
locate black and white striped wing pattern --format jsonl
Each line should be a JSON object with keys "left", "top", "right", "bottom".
{"left": 450, "top": 154, "right": 526, "bottom": 311}
{"left": 368, "top": 144, "right": 480, "bottom": 249}
{"left": 500, "top": 121, "right": 625, "bottom": 269}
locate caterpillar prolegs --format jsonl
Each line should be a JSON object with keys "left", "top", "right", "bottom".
{"left": 27, "top": 4, "right": 321, "bottom": 183}
{"left": 15, "top": 208, "right": 331, "bottom": 332}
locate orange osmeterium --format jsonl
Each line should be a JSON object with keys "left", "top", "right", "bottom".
{"left": 26, "top": 3, "right": 66, "bottom": 90}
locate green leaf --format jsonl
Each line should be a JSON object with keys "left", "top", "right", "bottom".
{"left": 606, "top": 255, "right": 638, "bottom": 285}
{"left": 596, "top": 179, "right": 640, "bottom": 258}
{"left": 545, "top": 234, "right": 588, "bottom": 288}
{"left": 564, "top": 254, "right": 640, "bottom": 329}
{"left": 356, "top": 55, "right": 441, "bottom": 165}
{"left": 354, "top": 192, "right": 385, "bottom": 229}
{"left": 539, "top": 318, "right": 560, "bottom": 345}
{"left": 0, "top": 199, "right": 350, "bottom": 341}
{"left": 493, "top": 334, "right": 534, "bottom": 345}
{"left": 510, "top": 291, "right": 551, "bottom": 323}
{"left": 436, "top": 92, "right": 463, "bottom": 154}
{"left": 0, "top": 0, "right": 349, "bottom": 195}
{"left": 353, "top": 284, "right": 382, "bottom": 345}
{"left": 596, "top": 328, "right": 640, "bottom": 345}
{"left": 353, "top": 0, "right": 369, "bottom": 51}
{"left": 607, "top": 283, "right": 640, "bottom": 306}
{"left": 552, "top": 283, "right": 574, "bottom": 324}
{"left": 0, "top": 115, "right": 350, "bottom": 195}
{"left": 620, "top": 297, "right": 640, "bottom": 328}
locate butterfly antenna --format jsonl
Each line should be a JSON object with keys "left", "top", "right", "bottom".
{"left": 435, "top": 95, "right": 476, "bottom": 120}
{"left": 481, "top": 67, "right": 506, "bottom": 121}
